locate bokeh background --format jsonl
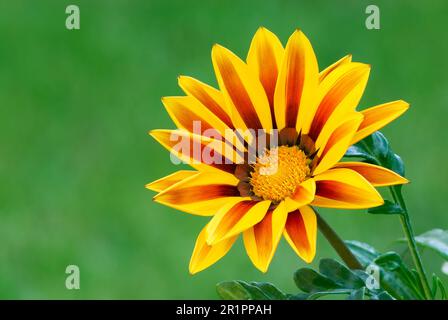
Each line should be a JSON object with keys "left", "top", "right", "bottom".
{"left": 0, "top": 0, "right": 447, "bottom": 299}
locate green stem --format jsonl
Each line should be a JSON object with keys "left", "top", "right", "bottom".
{"left": 314, "top": 209, "right": 363, "bottom": 270}
{"left": 390, "top": 186, "right": 432, "bottom": 300}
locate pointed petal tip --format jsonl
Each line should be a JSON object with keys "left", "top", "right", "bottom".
{"left": 303, "top": 254, "right": 315, "bottom": 264}
{"left": 399, "top": 100, "right": 410, "bottom": 109}
{"left": 145, "top": 182, "right": 154, "bottom": 190}
{"left": 259, "top": 266, "right": 269, "bottom": 273}
{"left": 188, "top": 264, "right": 199, "bottom": 275}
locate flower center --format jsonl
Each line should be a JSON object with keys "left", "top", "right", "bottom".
{"left": 250, "top": 146, "right": 310, "bottom": 202}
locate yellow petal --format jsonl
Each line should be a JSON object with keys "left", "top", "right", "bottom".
{"left": 333, "top": 162, "right": 409, "bottom": 187}
{"left": 212, "top": 44, "right": 272, "bottom": 133}
{"left": 189, "top": 223, "right": 237, "bottom": 274}
{"left": 284, "top": 205, "right": 317, "bottom": 263}
{"left": 149, "top": 129, "right": 242, "bottom": 173}
{"left": 274, "top": 29, "right": 319, "bottom": 131}
{"left": 285, "top": 178, "right": 316, "bottom": 212}
{"left": 352, "top": 100, "right": 410, "bottom": 144}
{"left": 153, "top": 171, "right": 245, "bottom": 216}
{"left": 162, "top": 96, "right": 230, "bottom": 136}
{"left": 145, "top": 170, "right": 198, "bottom": 192}
{"left": 308, "top": 62, "right": 370, "bottom": 142}
{"left": 313, "top": 113, "right": 363, "bottom": 175}
{"left": 319, "top": 54, "right": 352, "bottom": 82}
{"left": 312, "top": 168, "right": 384, "bottom": 209}
{"left": 162, "top": 96, "right": 243, "bottom": 154}
{"left": 206, "top": 200, "right": 271, "bottom": 245}
{"left": 178, "top": 75, "right": 233, "bottom": 128}
{"left": 247, "top": 27, "right": 284, "bottom": 127}
{"left": 243, "top": 201, "right": 288, "bottom": 272}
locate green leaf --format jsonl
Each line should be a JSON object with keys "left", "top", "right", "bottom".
{"left": 374, "top": 252, "right": 426, "bottom": 300}
{"left": 348, "top": 287, "right": 366, "bottom": 300}
{"left": 374, "top": 252, "right": 403, "bottom": 271}
{"left": 318, "top": 259, "right": 365, "bottom": 289}
{"left": 345, "top": 240, "right": 380, "bottom": 268}
{"left": 344, "top": 145, "right": 378, "bottom": 163}
{"left": 386, "top": 153, "right": 405, "bottom": 177}
{"left": 412, "top": 229, "right": 448, "bottom": 260}
{"left": 293, "top": 268, "right": 340, "bottom": 293}
{"left": 306, "top": 289, "right": 353, "bottom": 300}
{"left": 370, "top": 291, "right": 395, "bottom": 300}
{"left": 368, "top": 200, "right": 405, "bottom": 215}
{"left": 437, "top": 278, "right": 446, "bottom": 300}
{"left": 431, "top": 273, "right": 447, "bottom": 300}
{"left": 346, "top": 241, "right": 423, "bottom": 300}
{"left": 248, "top": 282, "right": 287, "bottom": 300}
{"left": 216, "top": 281, "right": 251, "bottom": 300}
{"left": 344, "top": 131, "right": 406, "bottom": 217}
{"left": 216, "top": 281, "right": 287, "bottom": 300}
{"left": 344, "top": 131, "right": 405, "bottom": 176}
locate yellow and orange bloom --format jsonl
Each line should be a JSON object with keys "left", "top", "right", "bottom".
{"left": 146, "top": 28, "right": 409, "bottom": 274}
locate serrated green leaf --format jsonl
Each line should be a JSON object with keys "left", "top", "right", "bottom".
{"left": 216, "top": 281, "right": 251, "bottom": 300}
{"left": 346, "top": 241, "right": 422, "bottom": 300}
{"left": 368, "top": 200, "right": 405, "bottom": 215}
{"left": 319, "top": 259, "right": 365, "bottom": 289}
{"left": 374, "top": 252, "right": 426, "bottom": 300}
{"left": 294, "top": 268, "right": 340, "bottom": 293}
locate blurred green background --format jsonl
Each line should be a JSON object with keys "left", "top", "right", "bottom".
{"left": 0, "top": 0, "right": 447, "bottom": 299}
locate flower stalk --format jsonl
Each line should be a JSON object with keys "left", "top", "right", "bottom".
{"left": 314, "top": 209, "right": 363, "bottom": 270}
{"left": 390, "top": 186, "right": 432, "bottom": 300}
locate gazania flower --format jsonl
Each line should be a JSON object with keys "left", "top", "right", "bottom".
{"left": 147, "top": 28, "right": 409, "bottom": 274}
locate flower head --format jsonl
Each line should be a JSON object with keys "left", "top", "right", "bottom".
{"left": 147, "top": 28, "right": 409, "bottom": 274}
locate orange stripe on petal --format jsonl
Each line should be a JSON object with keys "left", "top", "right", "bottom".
{"left": 352, "top": 100, "right": 409, "bottom": 144}
{"left": 285, "top": 178, "right": 316, "bottom": 212}
{"left": 178, "top": 76, "right": 234, "bottom": 128}
{"left": 162, "top": 96, "right": 229, "bottom": 135}
{"left": 206, "top": 200, "right": 271, "bottom": 245}
{"left": 247, "top": 27, "right": 284, "bottom": 128}
{"left": 312, "top": 168, "right": 384, "bottom": 209}
{"left": 153, "top": 171, "right": 243, "bottom": 216}
{"left": 145, "top": 170, "right": 198, "bottom": 192}
{"left": 189, "top": 223, "right": 237, "bottom": 274}
{"left": 274, "top": 30, "right": 319, "bottom": 131}
{"left": 284, "top": 205, "right": 317, "bottom": 263}
{"left": 212, "top": 44, "right": 272, "bottom": 132}
{"left": 150, "top": 129, "right": 241, "bottom": 173}
{"left": 308, "top": 63, "right": 370, "bottom": 140}
{"left": 243, "top": 201, "right": 288, "bottom": 272}
{"left": 313, "top": 113, "right": 363, "bottom": 175}
{"left": 333, "top": 162, "right": 409, "bottom": 187}
{"left": 319, "top": 54, "right": 352, "bottom": 82}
